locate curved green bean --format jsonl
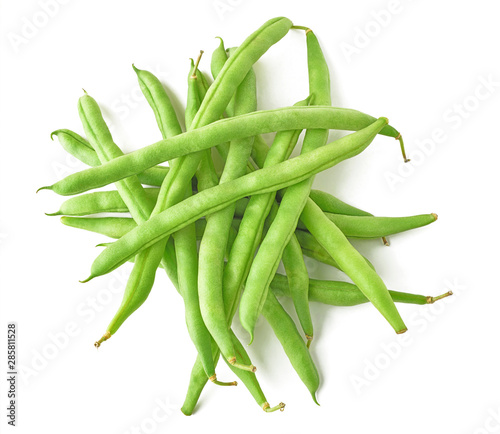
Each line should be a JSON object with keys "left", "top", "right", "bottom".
{"left": 297, "top": 212, "right": 438, "bottom": 238}
{"left": 262, "top": 291, "right": 320, "bottom": 404}
{"left": 241, "top": 29, "right": 331, "bottom": 344}
{"left": 300, "top": 199, "right": 406, "bottom": 333}
{"left": 83, "top": 118, "right": 389, "bottom": 281}
{"left": 39, "top": 107, "right": 403, "bottom": 196}
{"left": 46, "top": 188, "right": 160, "bottom": 217}
{"left": 198, "top": 43, "right": 258, "bottom": 373}
{"left": 51, "top": 129, "right": 169, "bottom": 186}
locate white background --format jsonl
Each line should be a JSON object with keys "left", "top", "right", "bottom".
{"left": 1, "top": 0, "right": 500, "bottom": 433}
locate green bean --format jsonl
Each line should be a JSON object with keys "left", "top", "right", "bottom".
{"left": 262, "top": 291, "right": 320, "bottom": 404}
{"left": 294, "top": 229, "right": 341, "bottom": 269}
{"left": 308, "top": 190, "right": 372, "bottom": 217}
{"left": 107, "top": 19, "right": 293, "bottom": 374}
{"left": 308, "top": 189, "right": 387, "bottom": 244}
{"left": 61, "top": 216, "right": 137, "bottom": 238}
{"left": 50, "top": 129, "right": 170, "bottom": 186}
{"left": 280, "top": 234, "right": 311, "bottom": 339}
{"left": 270, "top": 273, "right": 453, "bottom": 306}
{"left": 191, "top": 53, "right": 266, "bottom": 384}
{"left": 250, "top": 135, "right": 271, "bottom": 168}
{"left": 300, "top": 199, "right": 406, "bottom": 333}
{"left": 182, "top": 43, "right": 283, "bottom": 398}
{"left": 61, "top": 216, "right": 237, "bottom": 258}
{"left": 46, "top": 188, "right": 160, "bottom": 216}
{"left": 223, "top": 98, "right": 308, "bottom": 324}
{"left": 58, "top": 214, "right": 346, "bottom": 272}
{"left": 297, "top": 213, "right": 438, "bottom": 238}
{"left": 190, "top": 60, "right": 252, "bottom": 373}
{"left": 211, "top": 36, "right": 228, "bottom": 81}
{"left": 83, "top": 118, "right": 389, "bottom": 281}
{"left": 198, "top": 42, "right": 258, "bottom": 374}
{"left": 91, "top": 65, "right": 187, "bottom": 348}
{"left": 256, "top": 198, "right": 312, "bottom": 346}
{"left": 77, "top": 93, "right": 173, "bottom": 347}
{"left": 77, "top": 93, "right": 154, "bottom": 222}
{"left": 241, "top": 29, "right": 331, "bottom": 344}
{"left": 50, "top": 190, "right": 429, "bottom": 266}
{"left": 39, "top": 107, "right": 404, "bottom": 196}
{"left": 174, "top": 56, "right": 233, "bottom": 383}
{"left": 136, "top": 62, "right": 234, "bottom": 384}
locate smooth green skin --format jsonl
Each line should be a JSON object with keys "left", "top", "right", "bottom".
{"left": 41, "top": 106, "right": 402, "bottom": 196}
{"left": 78, "top": 94, "right": 155, "bottom": 223}
{"left": 298, "top": 213, "right": 438, "bottom": 238}
{"left": 270, "top": 273, "right": 433, "bottom": 306}
{"left": 51, "top": 129, "right": 169, "bottom": 186}
{"left": 85, "top": 118, "right": 389, "bottom": 281}
{"left": 135, "top": 15, "right": 293, "bottom": 255}
{"left": 61, "top": 215, "right": 433, "bottom": 309}
{"left": 294, "top": 229, "right": 341, "bottom": 269}
{"left": 61, "top": 216, "right": 137, "bottom": 238}
{"left": 251, "top": 134, "right": 270, "bottom": 168}
{"left": 183, "top": 52, "right": 275, "bottom": 408}
{"left": 223, "top": 98, "right": 308, "bottom": 323}
{"left": 262, "top": 291, "right": 320, "bottom": 404}
{"left": 108, "top": 65, "right": 183, "bottom": 343}
{"left": 136, "top": 63, "right": 223, "bottom": 381}
{"left": 308, "top": 189, "right": 372, "bottom": 217}
{"left": 301, "top": 199, "right": 406, "bottom": 333}
{"left": 47, "top": 188, "right": 160, "bottom": 216}
{"left": 281, "top": 234, "right": 310, "bottom": 337}
{"left": 174, "top": 61, "right": 221, "bottom": 380}
{"left": 91, "top": 17, "right": 292, "bottom": 371}
{"left": 78, "top": 94, "right": 167, "bottom": 338}
{"left": 198, "top": 42, "right": 258, "bottom": 370}
{"left": 241, "top": 30, "right": 331, "bottom": 342}
{"left": 261, "top": 200, "right": 310, "bottom": 344}
{"left": 59, "top": 214, "right": 344, "bottom": 274}
{"left": 49, "top": 186, "right": 434, "bottom": 240}
{"left": 63, "top": 216, "right": 237, "bottom": 267}
{"left": 210, "top": 37, "right": 228, "bottom": 81}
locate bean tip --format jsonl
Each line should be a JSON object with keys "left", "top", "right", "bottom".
{"left": 396, "top": 327, "right": 408, "bottom": 335}
{"left": 80, "top": 275, "right": 93, "bottom": 283}
{"left": 180, "top": 407, "right": 193, "bottom": 417}
{"left": 45, "top": 212, "right": 60, "bottom": 217}
{"left": 431, "top": 213, "right": 438, "bottom": 221}
{"left": 214, "top": 36, "right": 224, "bottom": 48}
{"left": 36, "top": 186, "right": 51, "bottom": 194}
{"left": 382, "top": 236, "right": 390, "bottom": 246}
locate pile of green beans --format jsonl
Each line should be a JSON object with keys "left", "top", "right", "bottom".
{"left": 40, "top": 17, "right": 450, "bottom": 414}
